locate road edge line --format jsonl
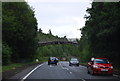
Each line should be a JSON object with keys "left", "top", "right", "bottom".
{"left": 113, "top": 74, "right": 120, "bottom": 78}
{"left": 21, "top": 63, "right": 44, "bottom": 81}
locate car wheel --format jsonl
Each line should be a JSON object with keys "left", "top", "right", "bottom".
{"left": 87, "top": 71, "right": 90, "bottom": 74}
{"left": 87, "top": 70, "right": 90, "bottom": 74}
{"left": 87, "top": 67, "right": 90, "bottom": 74}
{"left": 55, "top": 63, "right": 57, "bottom": 65}
{"left": 69, "top": 63, "right": 72, "bottom": 66}
{"left": 48, "top": 62, "right": 50, "bottom": 65}
{"left": 77, "top": 64, "right": 79, "bottom": 66}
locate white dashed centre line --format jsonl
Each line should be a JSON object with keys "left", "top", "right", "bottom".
{"left": 59, "top": 62, "right": 69, "bottom": 70}
{"left": 49, "top": 65, "right": 52, "bottom": 67}
{"left": 70, "top": 72, "right": 72, "bottom": 74}
{"left": 81, "top": 79, "right": 86, "bottom": 81}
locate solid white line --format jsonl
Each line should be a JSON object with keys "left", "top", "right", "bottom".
{"left": 21, "top": 63, "right": 44, "bottom": 81}
{"left": 113, "top": 74, "right": 120, "bottom": 78}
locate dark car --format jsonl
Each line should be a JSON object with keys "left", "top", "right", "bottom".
{"left": 48, "top": 57, "right": 58, "bottom": 65}
{"left": 87, "top": 58, "right": 113, "bottom": 75}
{"left": 69, "top": 58, "right": 79, "bottom": 66}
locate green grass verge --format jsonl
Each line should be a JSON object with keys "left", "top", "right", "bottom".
{"left": 2, "top": 61, "right": 40, "bottom": 72}
{"left": 2, "top": 57, "right": 49, "bottom": 72}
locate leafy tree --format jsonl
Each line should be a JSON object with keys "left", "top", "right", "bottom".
{"left": 2, "top": 43, "right": 12, "bottom": 65}
{"left": 38, "top": 28, "right": 43, "bottom": 33}
{"left": 2, "top": 2, "right": 38, "bottom": 63}
{"left": 48, "top": 29, "right": 52, "bottom": 35}
{"left": 79, "top": 2, "right": 120, "bottom": 65}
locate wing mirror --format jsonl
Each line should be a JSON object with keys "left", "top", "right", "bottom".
{"left": 88, "top": 61, "right": 93, "bottom": 65}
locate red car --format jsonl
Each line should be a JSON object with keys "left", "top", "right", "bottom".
{"left": 87, "top": 58, "right": 113, "bottom": 75}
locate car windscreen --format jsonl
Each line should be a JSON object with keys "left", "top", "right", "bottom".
{"left": 94, "top": 59, "right": 109, "bottom": 64}
{"left": 71, "top": 59, "right": 78, "bottom": 61}
{"left": 50, "top": 57, "right": 56, "bottom": 60}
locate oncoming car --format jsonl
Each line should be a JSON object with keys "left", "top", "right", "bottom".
{"left": 48, "top": 57, "right": 58, "bottom": 65}
{"left": 69, "top": 58, "right": 79, "bottom": 66}
{"left": 87, "top": 58, "right": 113, "bottom": 75}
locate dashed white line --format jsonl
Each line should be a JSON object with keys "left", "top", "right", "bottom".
{"left": 21, "top": 63, "right": 44, "bottom": 81}
{"left": 81, "top": 79, "right": 86, "bottom": 81}
{"left": 59, "top": 63, "right": 69, "bottom": 70}
{"left": 49, "top": 65, "right": 52, "bottom": 67}
{"left": 70, "top": 72, "right": 72, "bottom": 74}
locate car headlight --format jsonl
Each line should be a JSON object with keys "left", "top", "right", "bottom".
{"left": 110, "top": 66, "right": 113, "bottom": 69}
{"left": 76, "top": 61, "right": 79, "bottom": 63}
{"left": 93, "top": 65, "right": 99, "bottom": 68}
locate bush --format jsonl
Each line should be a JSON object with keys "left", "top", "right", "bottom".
{"left": 2, "top": 43, "right": 12, "bottom": 65}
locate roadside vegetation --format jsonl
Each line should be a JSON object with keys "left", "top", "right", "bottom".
{"left": 2, "top": 1, "right": 120, "bottom": 74}
{"left": 2, "top": 2, "right": 37, "bottom": 65}
{"left": 35, "top": 29, "right": 80, "bottom": 62}
{"left": 78, "top": 2, "right": 120, "bottom": 72}
{"left": 2, "top": 1, "right": 80, "bottom": 71}
{"left": 2, "top": 62, "right": 38, "bottom": 72}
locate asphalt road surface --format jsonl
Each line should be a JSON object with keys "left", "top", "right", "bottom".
{"left": 11, "top": 61, "right": 120, "bottom": 81}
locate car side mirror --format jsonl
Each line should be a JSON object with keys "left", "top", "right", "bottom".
{"left": 88, "top": 61, "right": 93, "bottom": 65}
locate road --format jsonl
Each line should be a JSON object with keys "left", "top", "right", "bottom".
{"left": 9, "top": 61, "right": 120, "bottom": 81}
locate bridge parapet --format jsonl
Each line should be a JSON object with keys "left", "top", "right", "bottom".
{"left": 38, "top": 40, "right": 78, "bottom": 46}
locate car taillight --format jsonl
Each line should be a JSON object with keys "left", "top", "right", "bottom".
{"left": 93, "top": 65, "right": 99, "bottom": 68}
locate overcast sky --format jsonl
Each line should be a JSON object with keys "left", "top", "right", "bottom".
{"left": 26, "top": 0, "right": 92, "bottom": 39}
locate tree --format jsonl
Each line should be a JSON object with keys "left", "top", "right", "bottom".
{"left": 38, "top": 28, "right": 43, "bottom": 33}
{"left": 2, "top": 43, "right": 12, "bottom": 65}
{"left": 2, "top": 2, "right": 38, "bottom": 63}
{"left": 48, "top": 29, "right": 52, "bottom": 35}
{"left": 79, "top": 2, "right": 120, "bottom": 65}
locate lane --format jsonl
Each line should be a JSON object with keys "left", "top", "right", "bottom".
{"left": 26, "top": 62, "right": 75, "bottom": 79}
{"left": 23, "top": 61, "right": 119, "bottom": 81}
{"left": 60, "top": 61, "right": 119, "bottom": 80}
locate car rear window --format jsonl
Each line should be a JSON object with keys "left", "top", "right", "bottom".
{"left": 94, "top": 59, "right": 109, "bottom": 64}
{"left": 50, "top": 57, "right": 56, "bottom": 60}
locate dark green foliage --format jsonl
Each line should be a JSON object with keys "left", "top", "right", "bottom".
{"left": 35, "top": 44, "right": 80, "bottom": 61}
{"left": 2, "top": 2, "right": 38, "bottom": 63}
{"left": 2, "top": 43, "right": 12, "bottom": 65}
{"left": 79, "top": 2, "right": 120, "bottom": 65}
{"left": 35, "top": 31, "right": 80, "bottom": 61}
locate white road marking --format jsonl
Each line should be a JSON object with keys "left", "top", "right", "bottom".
{"left": 21, "top": 63, "right": 44, "bottom": 81}
{"left": 70, "top": 72, "right": 72, "bottom": 74}
{"left": 81, "top": 79, "right": 86, "bottom": 81}
{"left": 113, "top": 74, "right": 118, "bottom": 77}
{"left": 113, "top": 74, "right": 120, "bottom": 78}
{"left": 49, "top": 65, "right": 52, "bottom": 67}
{"left": 59, "top": 62, "right": 69, "bottom": 70}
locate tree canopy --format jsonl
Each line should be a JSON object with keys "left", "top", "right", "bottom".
{"left": 2, "top": 2, "right": 38, "bottom": 63}
{"left": 79, "top": 2, "right": 120, "bottom": 65}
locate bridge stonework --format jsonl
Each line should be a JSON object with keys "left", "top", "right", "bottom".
{"left": 38, "top": 40, "right": 78, "bottom": 46}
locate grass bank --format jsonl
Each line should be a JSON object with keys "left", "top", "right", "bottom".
{"left": 2, "top": 61, "right": 41, "bottom": 72}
